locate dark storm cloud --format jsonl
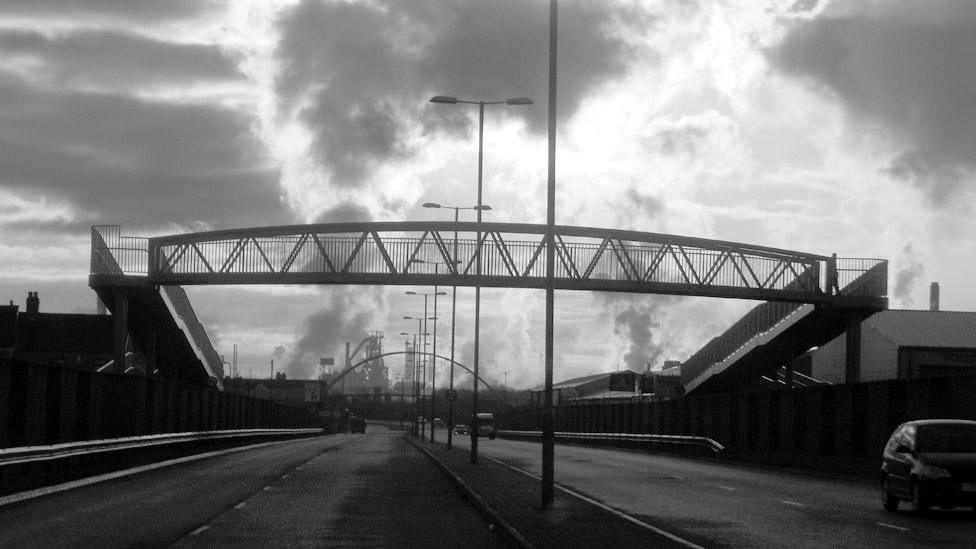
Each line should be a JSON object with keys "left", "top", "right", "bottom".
{"left": 315, "top": 201, "right": 373, "bottom": 224}
{"left": 0, "top": 29, "right": 244, "bottom": 91}
{"left": 0, "top": 0, "right": 222, "bottom": 23}
{"left": 768, "top": 2, "right": 976, "bottom": 203}
{"left": 275, "top": 0, "right": 643, "bottom": 188}
{"left": 0, "top": 75, "right": 288, "bottom": 231}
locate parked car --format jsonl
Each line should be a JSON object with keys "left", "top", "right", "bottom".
{"left": 881, "top": 419, "right": 976, "bottom": 513}
{"left": 453, "top": 424, "right": 470, "bottom": 435}
{"left": 349, "top": 416, "right": 366, "bottom": 433}
{"left": 475, "top": 412, "right": 496, "bottom": 440}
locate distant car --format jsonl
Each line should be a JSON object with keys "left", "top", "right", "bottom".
{"left": 349, "top": 417, "right": 366, "bottom": 433}
{"left": 433, "top": 418, "right": 445, "bottom": 428}
{"left": 881, "top": 419, "right": 976, "bottom": 513}
{"left": 475, "top": 413, "right": 496, "bottom": 440}
{"left": 453, "top": 424, "right": 470, "bottom": 435}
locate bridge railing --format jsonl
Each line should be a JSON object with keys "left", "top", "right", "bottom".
{"left": 159, "top": 286, "right": 225, "bottom": 382}
{"left": 91, "top": 225, "right": 149, "bottom": 276}
{"left": 139, "top": 222, "right": 871, "bottom": 302}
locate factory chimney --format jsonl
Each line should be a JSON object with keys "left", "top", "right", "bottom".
{"left": 929, "top": 282, "right": 940, "bottom": 312}
{"left": 26, "top": 291, "right": 39, "bottom": 317}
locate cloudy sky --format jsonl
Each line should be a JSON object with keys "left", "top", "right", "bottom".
{"left": 3, "top": 0, "right": 976, "bottom": 389}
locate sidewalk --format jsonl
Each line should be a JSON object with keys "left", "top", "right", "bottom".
{"left": 407, "top": 435, "right": 697, "bottom": 549}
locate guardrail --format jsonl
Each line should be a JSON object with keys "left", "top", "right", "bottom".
{"left": 0, "top": 428, "right": 324, "bottom": 466}
{"left": 1, "top": 428, "right": 327, "bottom": 501}
{"left": 498, "top": 430, "right": 724, "bottom": 454}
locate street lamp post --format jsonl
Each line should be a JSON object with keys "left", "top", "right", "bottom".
{"left": 422, "top": 202, "right": 491, "bottom": 450}
{"left": 400, "top": 330, "right": 420, "bottom": 437}
{"left": 430, "top": 94, "right": 532, "bottom": 464}
{"left": 407, "top": 288, "right": 446, "bottom": 443}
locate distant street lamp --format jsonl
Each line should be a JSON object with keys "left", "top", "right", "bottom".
{"left": 407, "top": 289, "right": 446, "bottom": 443}
{"left": 430, "top": 94, "right": 533, "bottom": 464}
{"left": 399, "top": 330, "right": 420, "bottom": 437}
{"left": 410, "top": 250, "right": 467, "bottom": 448}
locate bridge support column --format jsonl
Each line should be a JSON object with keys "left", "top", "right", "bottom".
{"left": 112, "top": 288, "right": 129, "bottom": 374}
{"left": 844, "top": 313, "right": 865, "bottom": 384}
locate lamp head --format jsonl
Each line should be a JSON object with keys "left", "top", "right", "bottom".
{"left": 430, "top": 95, "right": 458, "bottom": 104}
{"left": 505, "top": 97, "right": 533, "bottom": 105}
{"left": 422, "top": 202, "right": 441, "bottom": 208}
{"left": 406, "top": 291, "right": 417, "bottom": 295}
{"left": 475, "top": 205, "right": 492, "bottom": 211}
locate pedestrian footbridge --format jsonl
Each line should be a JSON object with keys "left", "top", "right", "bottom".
{"left": 89, "top": 223, "right": 887, "bottom": 391}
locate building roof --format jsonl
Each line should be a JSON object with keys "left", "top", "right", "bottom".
{"left": 531, "top": 369, "right": 640, "bottom": 392}
{"left": 867, "top": 310, "right": 976, "bottom": 348}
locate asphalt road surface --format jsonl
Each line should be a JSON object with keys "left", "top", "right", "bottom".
{"left": 445, "top": 432, "right": 976, "bottom": 548}
{"left": 1, "top": 429, "right": 505, "bottom": 548}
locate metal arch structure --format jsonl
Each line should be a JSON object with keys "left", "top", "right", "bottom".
{"left": 92, "top": 222, "right": 887, "bottom": 306}
{"left": 328, "top": 350, "right": 494, "bottom": 394}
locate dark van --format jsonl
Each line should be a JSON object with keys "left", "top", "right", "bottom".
{"left": 475, "top": 413, "right": 496, "bottom": 440}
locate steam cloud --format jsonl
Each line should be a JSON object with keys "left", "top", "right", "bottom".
{"left": 892, "top": 243, "right": 924, "bottom": 306}
{"left": 285, "top": 286, "right": 386, "bottom": 379}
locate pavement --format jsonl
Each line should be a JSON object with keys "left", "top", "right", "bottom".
{"left": 405, "top": 432, "right": 696, "bottom": 549}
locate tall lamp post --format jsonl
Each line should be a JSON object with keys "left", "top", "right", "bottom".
{"left": 403, "top": 316, "right": 431, "bottom": 437}
{"left": 399, "top": 330, "right": 420, "bottom": 437}
{"left": 430, "top": 94, "right": 533, "bottom": 464}
{"left": 422, "top": 202, "right": 491, "bottom": 450}
{"left": 406, "top": 289, "right": 446, "bottom": 443}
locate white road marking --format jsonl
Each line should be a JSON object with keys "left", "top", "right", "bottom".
{"left": 638, "top": 469, "right": 649, "bottom": 473}
{"left": 781, "top": 500, "right": 804, "bottom": 507}
{"left": 234, "top": 502, "right": 247, "bottom": 509}
{"left": 190, "top": 525, "right": 210, "bottom": 536}
{"left": 0, "top": 438, "right": 306, "bottom": 508}
{"left": 719, "top": 486, "right": 737, "bottom": 491}
{"left": 876, "top": 522, "right": 910, "bottom": 532}
{"left": 262, "top": 485, "right": 271, "bottom": 491}
{"left": 484, "top": 455, "right": 706, "bottom": 549}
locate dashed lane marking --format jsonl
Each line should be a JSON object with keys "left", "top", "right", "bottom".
{"left": 781, "top": 500, "right": 804, "bottom": 507}
{"left": 876, "top": 522, "right": 910, "bottom": 532}
{"left": 190, "top": 525, "right": 210, "bottom": 536}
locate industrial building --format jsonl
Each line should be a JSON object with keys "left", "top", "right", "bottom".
{"left": 810, "top": 309, "right": 976, "bottom": 384}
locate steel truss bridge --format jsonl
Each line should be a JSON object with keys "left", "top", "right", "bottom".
{"left": 90, "top": 223, "right": 888, "bottom": 393}
{"left": 92, "top": 222, "right": 886, "bottom": 305}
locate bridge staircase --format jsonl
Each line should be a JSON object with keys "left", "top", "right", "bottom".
{"left": 88, "top": 226, "right": 223, "bottom": 388}
{"left": 682, "top": 261, "right": 888, "bottom": 395}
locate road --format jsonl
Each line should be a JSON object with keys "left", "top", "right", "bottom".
{"left": 0, "top": 429, "right": 504, "bottom": 548}
{"left": 441, "top": 432, "right": 976, "bottom": 548}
